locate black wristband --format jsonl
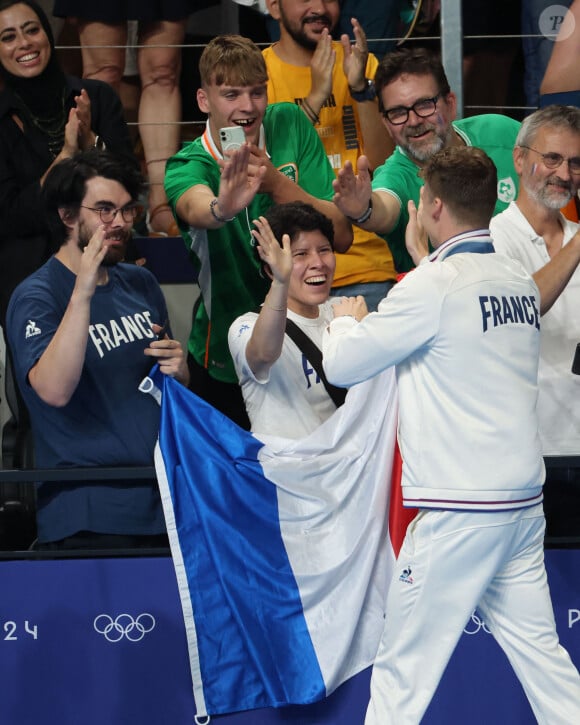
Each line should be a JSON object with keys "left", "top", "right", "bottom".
{"left": 210, "top": 198, "right": 235, "bottom": 223}
{"left": 349, "top": 79, "right": 376, "bottom": 103}
{"left": 302, "top": 98, "right": 320, "bottom": 125}
{"left": 346, "top": 198, "right": 373, "bottom": 225}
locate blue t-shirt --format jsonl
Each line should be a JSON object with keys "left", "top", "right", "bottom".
{"left": 7, "top": 257, "right": 168, "bottom": 542}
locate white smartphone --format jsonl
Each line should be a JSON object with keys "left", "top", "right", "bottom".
{"left": 219, "top": 126, "right": 246, "bottom": 153}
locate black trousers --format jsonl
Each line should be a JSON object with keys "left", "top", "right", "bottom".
{"left": 187, "top": 353, "right": 250, "bottom": 431}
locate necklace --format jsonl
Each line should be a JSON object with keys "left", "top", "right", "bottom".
{"left": 15, "top": 89, "right": 66, "bottom": 158}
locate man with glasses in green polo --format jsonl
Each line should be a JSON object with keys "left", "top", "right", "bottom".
{"left": 490, "top": 106, "right": 580, "bottom": 527}
{"left": 332, "top": 46, "right": 521, "bottom": 273}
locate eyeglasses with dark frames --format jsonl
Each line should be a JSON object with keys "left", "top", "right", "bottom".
{"left": 80, "top": 203, "right": 140, "bottom": 224}
{"left": 382, "top": 93, "right": 442, "bottom": 125}
{"left": 519, "top": 145, "right": 580, "bottom": 175}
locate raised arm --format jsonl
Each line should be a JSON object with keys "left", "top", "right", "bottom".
{"left": 175, "top": 144, "right": 266, "bottom": 229}
{"left": 405, "top": 199, "right": 429, "bottom": 266}
{"left": 532, "top": 231, "right": 580, "bottom": 315}
{"left": 73, "top": 88, "right": 97, "bottom": 151}
{"left": 243, "top": 217, "right": 293, "bottom": 379}
{"left": 28, "top": 226, "right": 108, "bottom": 407}
{"left": 341, "top": 18, "right": 394, "bottom": 170}
{"left": 302, "top": 27, "right": 335, "bottom": 120}
{"left": 249, "top": 144, "right": 353, "bottom": 252}
{"left": 84, "top": 81, "right": 135, "bottom": 163}
{"left": 39, "top": 108, "right": 82, "bottom": 186}
{"left": 333, "top": 157, "right": 401, "bottom": 235}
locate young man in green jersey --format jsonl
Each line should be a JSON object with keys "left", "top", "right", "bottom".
{"left": 165, "top": 34, "right": 351, "bottom": 428}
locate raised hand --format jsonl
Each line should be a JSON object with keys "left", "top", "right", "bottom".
{"left": 252, "top": 216, "right": 292, "bottom": 285}
{"left": 216, "top": 143, "right": 266, "bottom": 218}
{"left": 333, "top": 157, "right": 372, "bottom": 220}
{"left": 76, "top": 224, "right": 109, "bottom": 298}
{"left": 341, "top": 17, "right": 369, "bottom": 91}
{"left": 309, "top": 27, "right": 335, "bottom": 111}
{"left": 74, "top": 89, "right": 95, "bottom": 150}
{"left": 62, "top": 107, "right": 81, "bottom": 157}
{"left": 405, "top": 199, "right": 429, "bottom": 265}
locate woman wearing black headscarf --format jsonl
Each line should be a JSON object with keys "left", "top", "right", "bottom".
{"left": 0, "top": 0, "right": 135, "bottom": 328}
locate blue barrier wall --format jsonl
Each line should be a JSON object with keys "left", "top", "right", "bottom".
{"left": 0, "top": 549, "right": 578, "bottom": 725}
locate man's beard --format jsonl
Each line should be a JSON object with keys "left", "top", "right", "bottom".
{"left": 77, "top": 223, "right": 131, "bottom": 266}
{"left": 401, "top": 122, "right": 452, "bottom": 163}
{"left": 279, "top": 7, "right": 333, "bottom": 51}
{"left": 523, "top": 175, "right": 574, "bottom": 210}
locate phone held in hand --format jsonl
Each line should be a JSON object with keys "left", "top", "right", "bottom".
{"left": 572, "top": 343, "right": 580, "bottom": 375}
{"left": 219, "top": 126, "right": 246, "bottom": 153}
{"left": 156, "top": 319, "right": 169, "bottom": 340}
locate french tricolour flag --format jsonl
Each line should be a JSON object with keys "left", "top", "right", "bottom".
{"left": 146, "top": 366, "right": 410, "bottom": 719}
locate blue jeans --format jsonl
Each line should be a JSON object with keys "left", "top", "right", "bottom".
{"left": 330, "top": 280, "right": 395, "bottom": 312}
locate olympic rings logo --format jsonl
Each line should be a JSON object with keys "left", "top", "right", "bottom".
{"left": 463, "top": 611, "right": 491, "bottom": 636}
{"left": 93, "top": 613, "right": 156, "bottom": 643}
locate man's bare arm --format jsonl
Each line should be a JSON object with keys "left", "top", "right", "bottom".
{"left": 533, "top": 231, "right": 580, "bottom": 315}
{"left": 354, "top": 101, "right": 394, "bottom": 172}
{"left": 244, "top": 218, "right": 293, "bottom": 379}
{"left": 303, "top": 27, "right": 335, "bottom": 118}
{"left": 333, "top": 157, "right": 401, "bottom": 235}
{"left": 28, "top": 227, "right": 108, "bottom": 407}
{"left": 175, "top": 144, "right": 266, "bottom": 229}
{"left": 341, "top": 19, "right": 394, "bottom": 170}
{"left": 252, "top": 145, "right": 353, "bottom": 252}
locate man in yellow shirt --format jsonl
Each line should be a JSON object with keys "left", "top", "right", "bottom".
{"left": 263, "top": 0, "right": 396, "bottom": 309}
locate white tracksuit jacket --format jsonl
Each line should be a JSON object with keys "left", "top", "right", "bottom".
{"left": 323, "top": 231, "right": 545, "bottom": 511}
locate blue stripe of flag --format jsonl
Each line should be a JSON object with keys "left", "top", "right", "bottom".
{"left": 157, "top": 372, "right": 326, "bottom": 715}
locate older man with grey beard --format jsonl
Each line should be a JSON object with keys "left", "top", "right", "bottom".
{"left": 490, "top": 104, "right": 580, "bottom": 535}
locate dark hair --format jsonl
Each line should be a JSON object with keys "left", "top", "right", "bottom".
{"left": 0, "top": 0, "right": 54, "bottom": 47}
{"left": 254, "top": 201, "right": 334, "bottom": 276}
{"left": 0, "top": 1, "right": 57, "bottom": 89}
{"left": 375, "top": 47, "right": 451, "bottom": 114}
{"left": 42, "top": 149, "right": 145, "bottom": 247}
{"left": 421, "top": 146, "right": 497, "bottom": 228}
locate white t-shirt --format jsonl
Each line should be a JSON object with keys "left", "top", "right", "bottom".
{"left": 491, "top": 202, "right": 580, "bottom": 455}
{"left": 228, "top": 301, "right": 338, "bottom": 438}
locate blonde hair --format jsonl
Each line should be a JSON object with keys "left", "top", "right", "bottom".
{"left": 199, "top": 35, "right": 268, "bottom": 88}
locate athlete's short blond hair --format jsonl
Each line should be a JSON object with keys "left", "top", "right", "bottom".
{"left": 199, "top": 35, "right": 268, "bottom": 88}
